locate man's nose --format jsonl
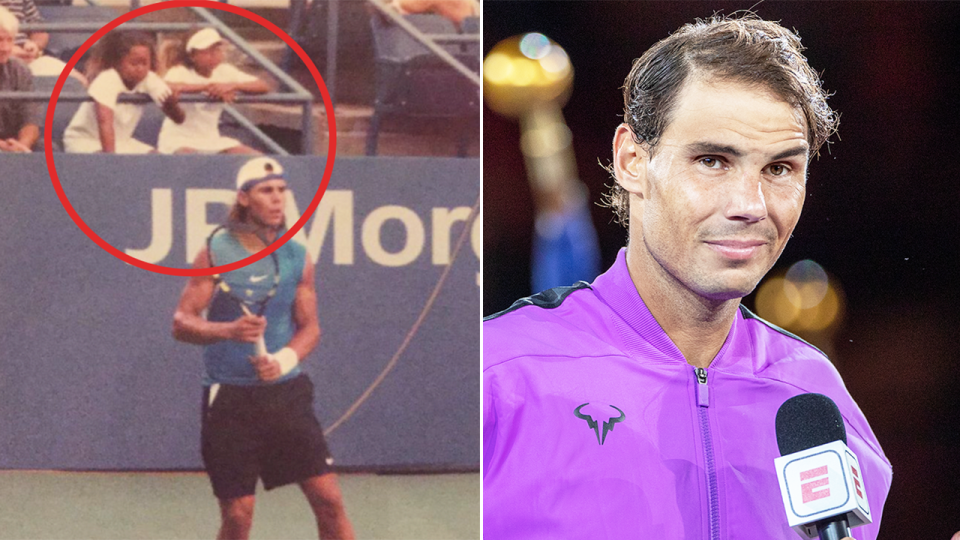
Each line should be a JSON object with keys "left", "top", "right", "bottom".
{"left": 723, "top": 170, "right": 768, "bottom": 223}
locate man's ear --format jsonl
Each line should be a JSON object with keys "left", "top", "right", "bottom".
{"left": 236, "top": 190, "right": 249, "bottom": 207}
{"left": 613, "top": 124, "right": 648, "bottom": 199}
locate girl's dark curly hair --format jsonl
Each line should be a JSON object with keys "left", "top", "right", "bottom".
{"left": 97, "top": 30, "right": 157, "bottom": 72}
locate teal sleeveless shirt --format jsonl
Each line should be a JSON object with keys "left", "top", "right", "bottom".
{"left": 202, "top": 233, "right": 306, "bottom": 386}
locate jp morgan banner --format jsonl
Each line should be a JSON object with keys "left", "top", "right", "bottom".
{"left": 0, "top": 154, "right": 480, "bottom": 470}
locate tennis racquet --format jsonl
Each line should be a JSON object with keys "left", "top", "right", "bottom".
{"left": 206, "top": 223, "right": 280, "bottom": 357}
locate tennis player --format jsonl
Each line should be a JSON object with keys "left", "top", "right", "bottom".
{"left": 172, "top": 157, "right": 355, "bottom": 540}
{"left": 483, "top": 14, "right": 891, "bottom": 539}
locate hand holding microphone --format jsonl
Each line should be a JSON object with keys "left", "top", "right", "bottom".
{"left": 774, "top": 393, "right": 873, "bottom": 540}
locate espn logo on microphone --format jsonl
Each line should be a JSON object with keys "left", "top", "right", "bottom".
{"left": 775, "top": 440, "right": 872, "bottom": 539}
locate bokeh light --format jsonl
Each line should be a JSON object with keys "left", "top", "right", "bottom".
{"left": 755, "top": 260, "right": 844, "bottom": 334}
{"left": 483, "top": 33, "right": 574, "bottom": 118}
{"left": 784, "top": 259, "right": 829, "bottom": 309}
{"left": 519, "top": 33, "right": 551, "bottom": 60}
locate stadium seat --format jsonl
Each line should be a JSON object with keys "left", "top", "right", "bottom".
{"left": 365, "top": 12, "right": 479, "bottom": 156}
{"left": 33, "top": 75, "right": 87, "bottom": 152}
{"left": 38, "top": 5, "right": 121, "bottom": 63}
{"left": 461, "top": 16, "right": 478, "bottom": 35}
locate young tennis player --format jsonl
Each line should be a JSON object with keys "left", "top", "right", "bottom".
{"left": 63, "top": 30, "right": 184, "bottom": 153}
{"left": 158, "top": 28, "right": 270, "bottom": 154}
{"left": 172, "top": 157, "right": 355, "bottom": 540}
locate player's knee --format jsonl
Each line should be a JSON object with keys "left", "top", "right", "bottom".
{"left": 221, "top": 501, "right": 255, "bottom": 529}
{"left": 310, "top": 487, "right": 346, "bottom": 516}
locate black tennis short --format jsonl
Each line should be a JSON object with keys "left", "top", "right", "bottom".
{"left": 201, "top": 374, "right": 334, "bottom": 500}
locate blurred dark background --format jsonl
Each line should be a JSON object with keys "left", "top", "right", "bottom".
{"left": 483, "top": 2, "right": 960, "bottom": 538}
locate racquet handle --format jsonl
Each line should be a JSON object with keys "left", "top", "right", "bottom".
{"left": 240, "top": 304, "right": 269, "bottom": 357}
{"left": 254, "top": 336, "right": 268, "bottom": 357}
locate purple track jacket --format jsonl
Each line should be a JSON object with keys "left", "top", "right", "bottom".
{"left": 483, "top": 249, "right": 892, "bottom": 539}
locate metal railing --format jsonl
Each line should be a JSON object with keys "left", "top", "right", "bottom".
{"left": 15, "top": 5, "right": 316, "bottom": 154}
{"left": 283, "top": 0, "right": 479, "bottom": 105}
{"left": 9, "top": 0, "right": 481, "bottom": 154}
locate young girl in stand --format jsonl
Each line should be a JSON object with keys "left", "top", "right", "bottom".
{"left": 158, "top": 28, "right": 270, "bottom": 154}
{"left": 64, "top": 30, "right": 184, "bottom": 153}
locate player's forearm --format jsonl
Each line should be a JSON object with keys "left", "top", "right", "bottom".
{"left": 285, "top": 323, "right": 320, "bottom": 363}
{"left": 172, "top": 311, "right": 234, "bottom": 345}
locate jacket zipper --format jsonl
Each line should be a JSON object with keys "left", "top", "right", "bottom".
{"left": 695, "top": 367, "right": 720, "bottom": 540}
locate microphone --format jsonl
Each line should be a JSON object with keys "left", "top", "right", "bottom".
{"left": 774, "top": 393, "right": 872, "bottom": 540}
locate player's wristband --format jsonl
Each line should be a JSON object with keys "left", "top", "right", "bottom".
{"left": 274, "top": 347, "right": 299, "bottom": 375}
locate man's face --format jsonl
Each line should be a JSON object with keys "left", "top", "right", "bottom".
{"left": 627, "top": 77, "right": 809, "bottom": 301}
{"left": 239, "top": 179, "right": 287, "bottom": 228}
{"left": 0, "top": 28, "right": 14, "bottom": 64}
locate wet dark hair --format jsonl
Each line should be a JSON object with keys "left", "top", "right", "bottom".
{"left": 602, "top": 14, "right": 838, "bottom": 227}
{"left": 98, "top": 30, "right": 158, "bottom": 71}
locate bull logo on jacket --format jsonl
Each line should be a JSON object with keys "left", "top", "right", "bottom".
{"left": 574, "top": 403, "right": 625, "bottom": 445}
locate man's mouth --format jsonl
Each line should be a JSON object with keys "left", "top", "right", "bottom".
{"left": 704, "top": 239, "right": 768, "bottom": 260}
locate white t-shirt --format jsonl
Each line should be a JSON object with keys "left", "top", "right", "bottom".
{"left": 64, "top": 68, "right": 166, "bottom": 154}
{"left": 157, "top": 63, "right": 257, "bottom": 154}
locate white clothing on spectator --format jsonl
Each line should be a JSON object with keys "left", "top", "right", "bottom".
{"left": 64, "top": 68, "right": 169, "bottom": 154}
{"left": 157, "top": 63, "right": 256, "bottom": 154}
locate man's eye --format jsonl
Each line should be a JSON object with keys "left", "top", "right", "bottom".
{"left": 700, "top": 157, "right": 722, "bottom": 169}
{"left": 768, "top": 164, "right": 789, "bottom": 176}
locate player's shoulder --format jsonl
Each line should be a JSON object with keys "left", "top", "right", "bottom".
{"left": 738, "top": 304, "right": 840, "bottom": 380}
{"left": 484, "top": 282, "right": 613, "bottom": 370}
{"left": 739, "top": 305, "right": 826, "bottom": 355}
{"left": 738, "top": 306, "right": 891, "bottom": 467}
{"left": 484, "top": 281, "right": 592, "bottom": 322}
{"left": 280, "top": 239, "right": 309, "bottom": 280}
{"left": 282, "top": 238, "right": 308, "bottom": 258}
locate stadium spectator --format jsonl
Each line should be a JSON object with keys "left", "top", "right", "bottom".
{"left": 157, "top": 28, "right": 269, "bottom": 154}
{"left": 63, "top": 30, "right": 184, "bottom": 154}
{"left": 0, "top": 5, "right": 39, "bottom": 152}
{"left": 0, "top": 0, "right": 86, "bottom": 84}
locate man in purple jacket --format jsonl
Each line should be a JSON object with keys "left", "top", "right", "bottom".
{"left": 483, "top": 15, "right": 892, "bottom": 539}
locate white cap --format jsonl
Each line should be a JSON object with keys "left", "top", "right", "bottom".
{"left": 236, "top": 157, "right": 285, "bottom": 191}
{"left": 186, "top": 28, "right": 223, "bottom": 52}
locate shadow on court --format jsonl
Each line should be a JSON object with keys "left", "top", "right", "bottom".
{"left": 0, "top": 471, "right": 479, "bottom": 539}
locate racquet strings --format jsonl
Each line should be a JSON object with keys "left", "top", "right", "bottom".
{"left": 207, "top": 225, "right": 280, "bottom": 356}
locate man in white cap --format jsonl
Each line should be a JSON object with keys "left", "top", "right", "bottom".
{"left": 173, "top": 157, "right": 355, "bottom": 540}
{"left": 158, "top": 27, "right": 270, "bottom": 154}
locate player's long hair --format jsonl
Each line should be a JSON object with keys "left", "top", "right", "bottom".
{"left": 601, "top": 13, "right": 839, "bottom": 228}
{"left": 227, "top": 201, "right": 251, "bottom": 227}
{"left": 226, "top": 199, "right": 286, "bottom": 234}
